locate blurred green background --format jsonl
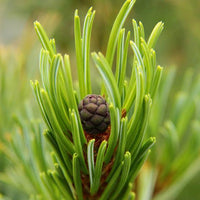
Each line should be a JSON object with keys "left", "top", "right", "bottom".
{"left": 0, "top": 0, "right": 200, "bottom": 199}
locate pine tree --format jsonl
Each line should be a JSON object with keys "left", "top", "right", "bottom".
{"left": 0, "top": 0, "right": 164, "bottom": 199}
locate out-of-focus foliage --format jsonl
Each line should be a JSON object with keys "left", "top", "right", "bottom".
{"left": 1, "top": 0, "right": 200, "bottom": 69}
{"left": 0, "top": 48, "right": 28, "bottom": 133}
{"left": 0, "top": 46, "right": 40, "bottom": 198}
{"left": 0, "top": 47, "right": 27, "bottom": 174}
{"left": 0, "top": 114, "right": 51, "bottom": 200}
{"left": 136, "top": 67, "right": 200, "bottom": 200}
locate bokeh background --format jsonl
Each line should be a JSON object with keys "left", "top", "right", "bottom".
{"left": 0, "top": 0, "right": 200, "bottom": 199}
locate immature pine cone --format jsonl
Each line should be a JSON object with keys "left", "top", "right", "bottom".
{"left": 78, "top": 94, "right": 110, "bottom": 134}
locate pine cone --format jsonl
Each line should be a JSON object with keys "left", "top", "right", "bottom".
{"left": 78, "top": 94, "right": 110, "bottom": 134}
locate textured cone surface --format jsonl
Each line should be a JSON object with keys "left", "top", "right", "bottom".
{"left": 78, "top": 94, "right": 110, "bottom": 134}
